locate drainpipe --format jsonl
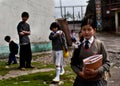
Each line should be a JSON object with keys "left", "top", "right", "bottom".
{"left": 115, "top": 11, "right": 118, "bottom": 33}
{"left": 60, "top": 0, "right": 63, "bottom": 18}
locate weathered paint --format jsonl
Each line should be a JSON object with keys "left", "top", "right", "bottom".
{"left": 31, "top": 42, "right": 52, "bottom": 53}
{"left": 0, "top": 0, "right": 55, "bottom": 58}
{"left": 0, "top": 42, "right": 52, "bottom": 58}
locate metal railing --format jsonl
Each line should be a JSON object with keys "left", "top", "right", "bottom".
{"left": 55, "top": 5, "right": 87, "bottom": 22}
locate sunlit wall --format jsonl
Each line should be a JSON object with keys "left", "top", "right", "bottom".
{"left": 0, "top": 0, "right": 54, "bottom": 57}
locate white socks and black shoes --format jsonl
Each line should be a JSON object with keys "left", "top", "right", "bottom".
{"left": 53, "top": 67, "right": 60, "bottom": 82}
{"left": 53, "top": 67, "right": 65, "bottom": 82}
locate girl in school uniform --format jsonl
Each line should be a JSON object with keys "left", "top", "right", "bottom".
{"left": 49, "top": 22, "right": 68, "bottom": 82}
{"left": 70, "top": 18, "right": 110, "bottom": 86}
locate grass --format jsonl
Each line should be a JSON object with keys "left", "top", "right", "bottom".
{"left": 0, "top": 61, "right": 18, "bottom": 76}
{"left": 0, "top": 53, "right": 76, "bottom": 86}
{"left": 0, "top": 69, "right": 75, "bottom": 86}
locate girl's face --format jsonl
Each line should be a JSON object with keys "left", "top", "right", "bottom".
{"left": 52, "top": 27, "right": 58, "bottom": 32}
{"left": 81, "top": 25, "right": 95, "bottom": 40}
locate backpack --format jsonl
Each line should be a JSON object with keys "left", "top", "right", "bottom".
{"left": 13, "top": 43, "right": 19, "bottom": 55}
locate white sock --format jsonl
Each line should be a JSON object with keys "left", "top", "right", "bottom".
{"left": 60, "top": 66, "right": 65, "bottom": 75}
{"left": 61, "top": 66, "right": 64, "bottom": 72}
{"left": 56, "top": 67, "right": 60, "bottom": 79}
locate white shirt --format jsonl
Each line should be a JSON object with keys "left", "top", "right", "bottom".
{"left": 83, "top": 36, "right": 94, "bottom": 48}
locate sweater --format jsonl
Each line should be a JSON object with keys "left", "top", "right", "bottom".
{"left": 71, "top": 38, "right": 110, "bottom": 80}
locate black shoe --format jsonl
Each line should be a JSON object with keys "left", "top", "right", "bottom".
{"left": 51, "top": 81, "right": 59, "bottom": 84}
{"left": 18, "top": 67, "right": 26, "bottom": 71}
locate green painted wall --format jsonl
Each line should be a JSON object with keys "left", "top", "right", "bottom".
{"left": 31, "top": 42, "right": 52, "bottom": 53}
{"left": 0, "top": 42, "right": 52, "bottom": 58}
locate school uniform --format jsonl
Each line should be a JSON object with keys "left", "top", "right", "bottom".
{"left": 49, "top": 30, "right": 68, "bottom": 82}
{"left": 49, "top": 30, "right": 67, "bottom": 66}
{"left": 71, "top": 36, "right": 110, "bottom": 86}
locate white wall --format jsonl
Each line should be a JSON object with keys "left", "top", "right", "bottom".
{"left": 0, "top": 0, "right": 55, "bottom": 45}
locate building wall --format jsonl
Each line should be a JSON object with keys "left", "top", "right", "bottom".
{"left": 0, "top": 0, "right": 54, "bottom": 57}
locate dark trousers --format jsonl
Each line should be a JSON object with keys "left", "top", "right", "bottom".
{"left": 8, "top": 53, "right": 17, "bottom": 64}
{"left": 19, "top": 43, "right": 32, "bottom": 68}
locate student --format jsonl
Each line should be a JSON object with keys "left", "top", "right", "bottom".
{"left": 73, "top": 31, "right": 84, "bottom": 49}
{"left": 4, "top": 36, "right": 18, "bottom": 65}
{"left": 70, "top": 18, "right": 110, "bottom": 86}
{"left": 70, "top": 29, "right": 77, "bottom": 43}
{"left": 49, "top": 22, "right": 68, "bottom": 82}
{"left": 17, "top": 12, "right": 34, "bottom": 70}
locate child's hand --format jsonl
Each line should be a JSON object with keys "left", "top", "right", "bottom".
{"left": 84, "top": 68, "right": 98, "bottom": 75}
{"left": 83, "top": 68, "right": 98, "bottom": 79}
{"left": 22, "top": 31, "right": 30, "bottom": 35}
{"left": 78, "top": 71, "right": 91, "bottom": 79}
{"left": 78, "top": 68, "right": 98, "bottom": 79}
{"left": 20, "top": 32, "right": 25, "bottom": 35}
{"left": 22, "top": 30, "right": 26, "bottom": 33}
{"left": 56, "top": 31, "right": 62, "bottom": 36}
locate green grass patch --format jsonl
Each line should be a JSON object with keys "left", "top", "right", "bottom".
{"left": 0, "top": 53, "right": 77, "bottom": 86}
{"left": 0, "top": 63, "right": 76, "bottom": 86}
{"left": 0, "top": 71, "right": 54, "bottom": 86}
{"left": 32, "top": 62, "right": 54, "bottom": 69}
{"left": 0, "top": 61, "right": 19, "bottom": 76}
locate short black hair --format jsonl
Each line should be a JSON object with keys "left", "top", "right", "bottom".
{"left": 21, "top": 12, "right": 29, "bottom": 18}
{"left": 50, "top": 22, "right": 61, "bottom": 30}
{"left": 81, "top": 17, "right": 96, "bottom": 29}
{"left": 4, "top": 36, "right": 11, "bottom": 42}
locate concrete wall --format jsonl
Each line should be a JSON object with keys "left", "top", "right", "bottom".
{"left": 0, "top": 0, "right": 54, "bottom": 57}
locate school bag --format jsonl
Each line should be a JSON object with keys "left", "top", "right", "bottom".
{"left": 13, "top": 42, "right": 19, "bottom": 55}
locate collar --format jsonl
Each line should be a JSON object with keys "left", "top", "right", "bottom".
{"left": 83, "top": 36, "right": 94, "bottom": 44}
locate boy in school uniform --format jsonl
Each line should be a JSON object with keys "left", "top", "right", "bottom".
{"left": 71, "top": 18, "right": 110, "bottom": 86}
{"left": 4, "top": 36, "right": 18, "bottom": 65}
{"left": 49, "top": 22, "right": 68, "bottom": 82}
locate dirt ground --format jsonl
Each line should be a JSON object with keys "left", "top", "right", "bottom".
{"left": 107, "top": 67, "right": 120, "bottom": 86}
{"left": 96, "top": 32, "right": 120, "bottom": 86}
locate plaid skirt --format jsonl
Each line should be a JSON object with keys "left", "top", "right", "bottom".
{"left": 73, "top": 76, "right": 107, "bottom": 86}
